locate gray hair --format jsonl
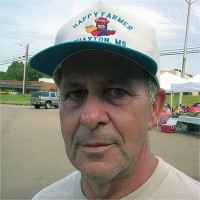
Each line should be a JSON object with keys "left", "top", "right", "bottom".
{"left": 147, "top": 75, "right": 159, "bottom": 104}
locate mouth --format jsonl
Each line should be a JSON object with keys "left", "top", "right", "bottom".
{"left": 80, "top": 142, "right": 113, "bottom": 153}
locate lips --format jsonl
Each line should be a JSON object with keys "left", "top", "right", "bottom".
{"left": 82, "top": 142, "right": 111, "bottom": 147}
{"left": 80, "top": 142, "right": 113, "bottom": 153}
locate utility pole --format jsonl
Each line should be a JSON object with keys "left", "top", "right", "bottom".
{"left": 22, "top": 44, "right": 29, "bottom": 94}
{"left": 178, "top": 0, "right": 198, "bottom": 108}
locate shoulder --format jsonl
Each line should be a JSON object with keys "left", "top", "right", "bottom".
{"left": 119, "top": 157, "right": 199, "bottom": 200}
{"left": 153, "top": 158, "right": 199, "bottom": 199}
{"left": 167, "top": 164, "right": 199, "bottom": 189}
{"left": 32, "top": 171, "right": 81, "bottom": 199}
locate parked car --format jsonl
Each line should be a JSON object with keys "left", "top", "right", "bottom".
{"left": 7, "top": 90, "right": 14, "bottom": 94}
{"left": 186, "top": 103, "right": 200, "bottom": 113}
{"left": 0, "top": 90, "right": 14, "bottom": 95}
{"left": 30, "top": 91, "right": 60, "bottom": 109}
{"left": 12, "top": 92, "right": 20, "bottom": 95}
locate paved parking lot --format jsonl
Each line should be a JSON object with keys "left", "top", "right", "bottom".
{"left": 1, "top": 104, "right": 200, "bottom": 199}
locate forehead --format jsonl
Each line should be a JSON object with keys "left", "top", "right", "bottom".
{"left": 61, "top": 50, "right": 148, "bottom": 83}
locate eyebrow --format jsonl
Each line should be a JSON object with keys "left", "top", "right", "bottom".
{"left": 60, "top": 70, "right": 147, "bottom": 91}
{"left": 60, "top": 78, "right": 141, "bottom": 91}
{"left": 60, "top": 81, "right": 83, "bottom": 90}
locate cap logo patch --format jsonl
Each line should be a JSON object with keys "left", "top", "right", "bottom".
{"left": 73, "top": 12, "right": 133, "bottom": 31}
{"left": 86, "top": 17, "right": 116, "bottom": 36}
{"left": 73, "top": 12, "right": 135, "bottom": 47}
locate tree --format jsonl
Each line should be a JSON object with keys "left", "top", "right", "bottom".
{"left": 0, "top": 71, "right": 9, "bottom": 80}
{"left": 27, "top": 65, "right": 50, "bottom": 81}
{"left": 0, "top": 61, "right": 50, "bottom": 81}
{"left": 6, "top": 61, "right": 24, "bottom": 80}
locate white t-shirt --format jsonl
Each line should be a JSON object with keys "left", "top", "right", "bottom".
{"left": 32, "top": 157, "right": 199, "bottom": 199}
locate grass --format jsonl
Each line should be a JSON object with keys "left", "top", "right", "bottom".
{"left": 166, "top": 94, "right": 200, "bottom": 109}
{"left": 0, "top": 94, "right": 199, "bottom": 108}
{"left": 0, "top": 94, "right": 31, "bottom": 105}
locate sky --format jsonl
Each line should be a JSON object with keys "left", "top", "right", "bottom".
{"left": 0, "top": 0, "right": 200, "bottom": 76}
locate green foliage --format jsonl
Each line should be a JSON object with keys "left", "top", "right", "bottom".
{"left": 166, "top": 94, "right": 200, "bottom": 109}
{"left": 1, "top": 94, "right": 199, "bottom": 107}
{"left": 0, "top": 94, "right": 31, "bottom": 105}
{"left": 0, "top": 71, "right": 9, "bottom": 80}
{"left": 0, "top": 61, "right": 50, "bottom": 81}
{"left": 27, "top": 66, "right": 50, "bottom": 81}
{"left": 6, "top": 61, "right": 24, "bottom": 80}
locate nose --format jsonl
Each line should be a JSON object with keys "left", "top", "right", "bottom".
{"left": 80, "top": 95, "right": 109, "bottom": 129}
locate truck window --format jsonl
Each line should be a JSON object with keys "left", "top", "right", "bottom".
{"left": 51, "top": 93, "right": 56, "bottom": 97}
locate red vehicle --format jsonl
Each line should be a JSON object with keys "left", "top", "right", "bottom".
{"left": 186, "top": 103, "right": 200, "bottom": 113}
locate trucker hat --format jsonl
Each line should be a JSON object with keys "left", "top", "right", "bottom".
{"left": 29, "top": 1, "right": 160, "bottom": 86}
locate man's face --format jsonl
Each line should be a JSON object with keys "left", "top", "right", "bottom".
{"left": 59, "top": 51, "right": 154, "bottom": 182}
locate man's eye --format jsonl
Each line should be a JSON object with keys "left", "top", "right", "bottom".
{"left": 106, "top": 88, "right": 126, "bottom": 97}
{"left": 69, "top": 90, "right": 86, "bottom": 100}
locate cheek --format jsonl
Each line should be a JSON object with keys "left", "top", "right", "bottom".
{"left": 59, "top": 105, "right": 81, "bottom": 150}
{"left": 111, "top": 99, "right": 151, "bottom": 148}
{"left": 117, "top": 98, "right": 151, "bottom": 128}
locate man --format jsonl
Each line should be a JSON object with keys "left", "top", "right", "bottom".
{"left": 30, "top": 1, "right": 199, "bottom": 199}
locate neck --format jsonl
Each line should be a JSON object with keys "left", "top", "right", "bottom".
{"left": 81, "top": 141, "right": 158, "bottom": 199}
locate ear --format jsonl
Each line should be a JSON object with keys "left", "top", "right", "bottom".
{"left": 148, "top": 89, "right": 166, "bottom": 131}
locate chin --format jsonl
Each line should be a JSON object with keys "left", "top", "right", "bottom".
{"left": 77, "top": 161, "right": 125, "bottom": 182}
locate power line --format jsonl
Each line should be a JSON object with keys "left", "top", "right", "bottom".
{"left": 160, "top": 46, "right": 200, "bottom": 52}
{"left": 160, "top": 43, "right": 200, "bottom": 49}
{"left": 0, "top": 55, "right": 32, "bottom": 65}
{"left": 0, "top": 56, "right": 25, "bottom": 65}
{"left": 160, "top": 49, "right": 200, "bottom": 56}
{"left": 160, "top": 46, "right": 200, "bottom": 56}
{"left": 0, "top": 45, "right": 199, "bottom": 66}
